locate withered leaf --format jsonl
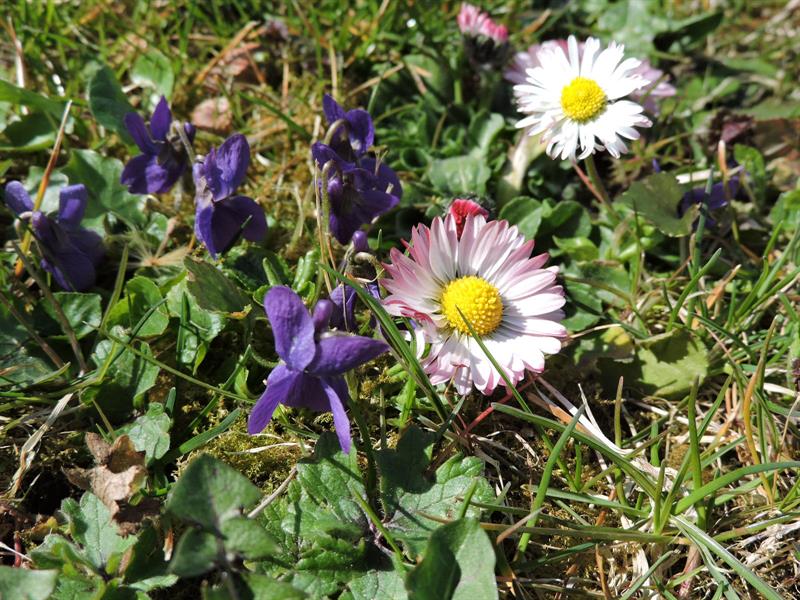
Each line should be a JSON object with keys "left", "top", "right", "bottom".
{"left": 65, "top": 433, "right": 151, "bottom": 535}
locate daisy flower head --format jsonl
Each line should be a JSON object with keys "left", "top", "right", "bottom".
{"left": 505, "top": 39, "right": 675, "bottom": 114}
{"left": 513, "top": 36, "right": 653, "bottom": 161}
{"left": 381, "top": 213, "right": 566, "bottom": 395}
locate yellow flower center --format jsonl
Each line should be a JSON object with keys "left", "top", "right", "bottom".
{"left": 560, "top": 77, "right": 607, "bottom": 122}
{"left": 440, "top": 276, "right": 503, "bottom": 336}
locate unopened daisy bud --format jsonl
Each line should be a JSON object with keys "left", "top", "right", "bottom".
{"left": 449, "top": 198, "right": 489, "bottom": 238}
{"left": 457, "top": 3, "right": 509, "bottom": 67}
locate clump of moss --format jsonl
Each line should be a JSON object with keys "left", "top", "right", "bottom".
{"left": 188, "top": 409, "right": 301, "bottom": 492}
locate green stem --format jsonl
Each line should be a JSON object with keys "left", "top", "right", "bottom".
{"left": 350, "top": 484, "right": 407, "bottom": 569}
{"left": 584, "top": 154, "right": 618, "bottom": 222}
{"left": 348, "top": 373, "right": 378, "bottom": 505}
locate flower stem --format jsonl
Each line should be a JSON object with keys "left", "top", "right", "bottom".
{"left": 347, "top": 377, "right": 378, "bottom": 502}
{"left": 175, "top": 122, "right": 196, "bottom": 163}
{"left": 583, "top": 154, "right": 619, "bottom": 223}
{"left": 323, "top": 118, "right": 348, "bottom": 146}
{"left": 14, "top": 100, "right": 72, "bottom": 278}
{"left": 314, "top": 161, "right": 336, "bottom": 293}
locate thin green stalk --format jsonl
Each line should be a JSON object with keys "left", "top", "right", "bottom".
{"left": 516, "top": 405, "right": 586, "bottom": 556}
{"left": 686, "top": 377, "right": 706, "bottom": 529}
{"left": 350, "top": 484, "right": 407, "bottom": 569}
{"left": 584, "top": 154, "right": 618, "bottom": 222}
{"left": 12, "top": 241, "right": 88, "bottom": 373}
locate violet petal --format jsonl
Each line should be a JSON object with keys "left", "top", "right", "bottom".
{"left": 247, "top": 365, "right": 302, "bottom": 434}
{"left": 322, "top": 375, "right": 352, "bottom": 453}
{"left": 264, "top": 286, "right": 316, "bottom": 371}
{"left": 58, "top": 184, "right": 89, "bottom": 227}
{"left": 124, "top": 112, "right": 157, "bottom": 155}
{"left": 3, "top": 181, "right": 34, "bottom": 215}
{"left": 206, "top": 134, "right": 250, "bottom": 200}
{"left": 149, "top": 96, "right": 172, "bottom": 141}
{"left": 306, "top": 334, "right": 388, "bottom": 376}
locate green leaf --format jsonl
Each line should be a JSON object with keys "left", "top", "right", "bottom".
{"left": 293, "top": 433, "right": 367, "bottom": 536}
{"left": 48, "top": 575, "right": 98, "bottom": 600}
{"left": 220, "top": 516, "right": 279, "bottom": 560}
{"left": 88, "top": 64, "right": 134, "bottom": 143}
{"left": 599, "top": 330, "right": 708, "bottom": 398}
{"left": 0, "top": 297, "right": 54, "bottom": 388}
{"left": 344, "top": 562, "right": 408, "bottom": 600}
{"left": 428, "top": 155, "right": 491, "bottom": 196}
{"left": 466, "top": 112, "right": 505, "bottom": 158}
{"left": 166, "top": 278, "right": 227, "bottom": 369}
{"left": 406, "top": 518, "right": 497, "bottom": 600}
{"left": 378, "top": 426, "right": 493, "bottom": 558}
{"left": 553, "top": 236, "right": 598, "bottom": 261}
{"left": 289, "top": 536, "right": 372, "bottom": 597}
{"left": 0, "top": 566, "right": 58, "bottom": 600}
{"left": 0, "top": 79, "right": 66, "bottom": 117}
{"left": 497, "top": 196, "right": 544, "bottom": 240}
{"left": 131, "top": 50, "right": 174, "bottom": 100}
{"left": 122, "top": 525, "right": 177, "bottom": 590}
{"left": 616, "top": 172, "right": 698, "bottom": 237}
{"left": 60, "top": 149, "right": 146, "bottom": 230}
{"left": 118, "top": 403, "right": 171, "bottom": 462}
{"left": 33, "top": 292, "right": 102, "bottom": 340}
{"left": 90, "top": 334, "right": 160, "bottom": 413}
{"left": 107, "top": 276, "right": 169, "bottom": 337}
{"left": 562, "top": 279, "right": 603, "bottom": 331}
{"left": 770, "top": 188, "right": 800, "bottom": 233}
{"left": 61, "top": 492, "right": 137, "bottom": 571}
{"left": 169, "top": 528, "right": 219, "bottom": 577}
{"left": 655, "top": 11, "right": 723, "bottom": 50}
{"left": 596, "top": 0, "right": 667, "bottom": 56}
{"left": 184, "top": 257, "right": 252, "bottom": 317}
{"left": 166, "top": 454, "right": 262, "bottom": 532}
{"left": 203, "top": 573, "right": 308, "bottom": 600}
{"left": 240, "top": 573, "right": 308, "bottom": 600}
{"left": 0, "top": 111, "right": 58, "bottom": 152}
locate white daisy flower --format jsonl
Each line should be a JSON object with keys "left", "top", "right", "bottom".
{"left": 513, "top": 35, "right": 653, "bottom": 161}
{"left": 381, "top": 213, "right": 566, "bottom": 395}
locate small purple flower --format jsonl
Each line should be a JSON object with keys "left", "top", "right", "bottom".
{"left": 4, "top": 182, "right": 103, "bottom": 291}
{"left": 679, "top": 177, "right": 739, "bottom": 227}
{"left": 121, "top": 96, "right": 196, "bottom": 194}
{"left": 653, "top": 160, "right": 739, "bottom": 227}
{"left": 247, "top": 286, "right": 388, "bottom": 453}
{"left": 322, "top": 94, "right": 374, "bottom": 160}
{"left": 312, "top": 95, "right": 402, "bottom": 245}
{"left": 193, "top": 134, "right": 267, "bottom": 258}
{"left": 329, "top": 284, "right": 358, "bottom": 332}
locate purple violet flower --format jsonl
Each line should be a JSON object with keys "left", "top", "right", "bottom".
{"left": 247, "top": 286, "right": 388, "bottom": 453}
{"left": 322, "top": 94, "right": 375, "bottom": 160}
{"left": 652, "top": 160, "right": 739, "bottom": 227}
{"left": 312, "top": 95, "right": 402, "bottom": 245}
{"left": 193, "top": 134, "right": 268, "bottom": 258}
{"left": 329, "top": 284, "right": 358, "bottom": 332}
{"left": 121, "top": 96, "right": 196, "bottom": 194}
{"left": 679, "top": 177, "right": 739, "bottom": 227}
{"left": 4, "top": 182, "right": 104, "bottom": 291}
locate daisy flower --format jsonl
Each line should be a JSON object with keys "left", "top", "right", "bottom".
{"left": 382, "top": 213, "right": 566, "bottom": 395}
{"left": 505, "top": 39, "right": 675, "bottom": 114}
{"left": 513, "top": 36, "right": 653, "bottom": 161}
